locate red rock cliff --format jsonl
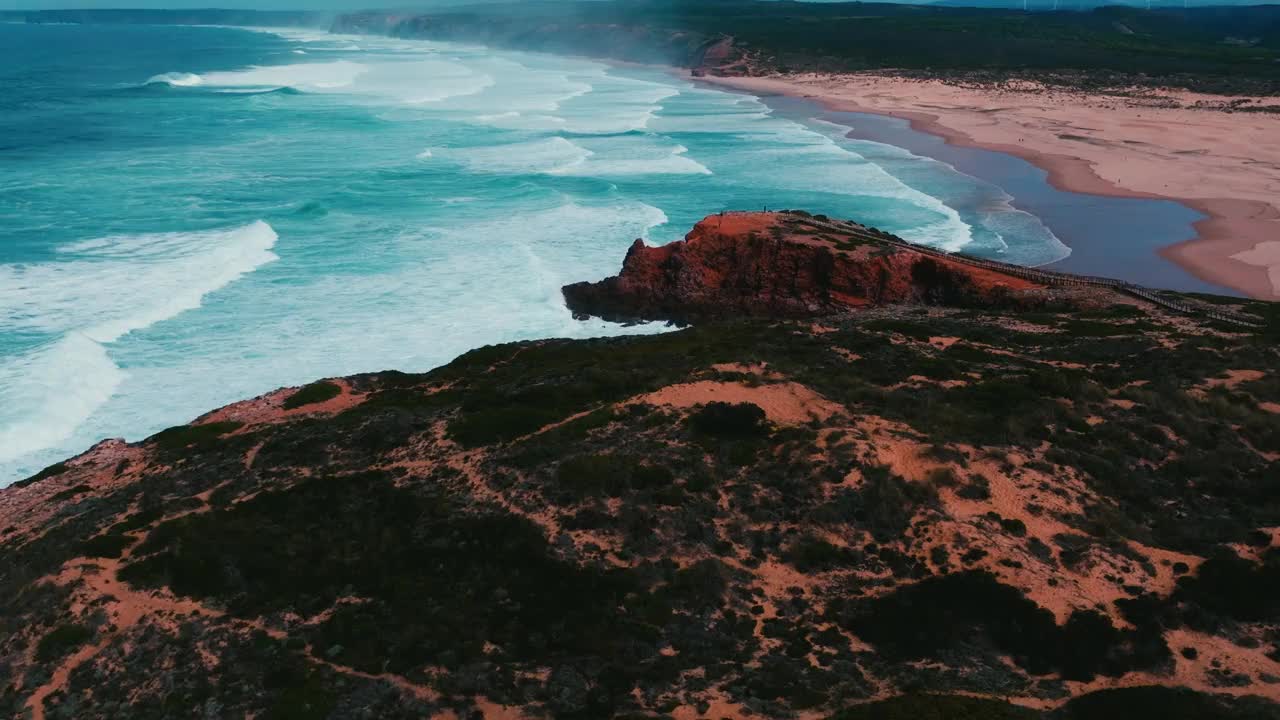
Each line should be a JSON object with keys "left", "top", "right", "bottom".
{"left": 562, "top": 211, "right": 1046, "bottom": 323}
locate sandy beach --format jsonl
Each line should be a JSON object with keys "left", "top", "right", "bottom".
{"left": 698, "top": 72, "right": 1280, "bottom": 300}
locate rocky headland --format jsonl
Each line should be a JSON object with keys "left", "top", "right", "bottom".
{"left": 2, "top": 213, "right": 1279, "bottom": 720}
{"left": 563, "top": 212, "right": 1064, "bottom": 324}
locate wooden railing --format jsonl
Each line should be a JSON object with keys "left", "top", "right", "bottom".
{"left": 779, "top": 213, "right": 1263, "bottom": 328}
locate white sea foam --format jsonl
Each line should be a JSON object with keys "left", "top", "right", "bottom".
{"left": 199, "top": 60, "right": 369, "bottom": 90}
{"left": 146, "top": 71, "right": 202, "bottom": 87}
{"left": 558, "top": 140, "right": 713, "bottom": 177}
{"left": 978, "top": 198, "right": 1072, "bottom": 265}
{"left": 0, "top": 335, "right": 125, "bottom": 465}
{"left": 551, "top": 74, "right": 681, "bottom": 134}
{"left": 0, "top": 222, "right": 278, "bottom": 469}
{"left": 436, "top": 135, "right": 712, "bottom": 178}
{"left": 154, "top": 56, "right": 499, "bottom": 103}
{"left": 472, "top": 111, "right": 567, "bottom": 131}
{"left": 438, "top": 137, "right": 594, "bottom": 175}
{"left": 741, "top": 131, "right": 977, "bottom": 251}
{"left": 815, "top": 121, "right": 1069, "bottom": 262}
{"left": 420, "top": 199, "right": 670, "bottom": 333}
{"left": 216, "top": 87, "right": 284, "bottom": 94}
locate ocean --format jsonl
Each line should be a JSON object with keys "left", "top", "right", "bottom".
{"left": 0, "top": 21, "right": 1178, "bottom": 484}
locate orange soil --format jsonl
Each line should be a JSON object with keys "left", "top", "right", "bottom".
{"left": 637, "top": 380, "right": 844, "bottom": 425}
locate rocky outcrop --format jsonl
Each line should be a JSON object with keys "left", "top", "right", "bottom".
{"left": 563, "top": 211, "right": 1050, "bottom": 324}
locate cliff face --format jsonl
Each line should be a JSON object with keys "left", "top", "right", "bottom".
{"left": 3, "top": 216, "right": 1280, "bottom": 720}
{"left": 563, "top": 211, "right": 1053, "bottom": 323}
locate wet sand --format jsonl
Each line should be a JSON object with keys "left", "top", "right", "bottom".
{"left": 818, "top": 105, "right": 1226, "bottom": 293}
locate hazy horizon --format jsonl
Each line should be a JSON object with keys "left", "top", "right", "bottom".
{"left": 2, "top": 0, "right": 1273, "bottom": 12}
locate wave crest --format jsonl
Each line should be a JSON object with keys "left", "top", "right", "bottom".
{"left": 0, "top": 221, "right": 279, "bottom": 479}
{"left": 146, "top": 71, "right": 202, "bottom": 87}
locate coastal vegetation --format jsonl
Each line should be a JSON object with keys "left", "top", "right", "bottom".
{"left": 4, "top": 273, "right": 1277, "bottom": 717}
{"left": 6, "top": 238, "right": 1275, "bottom": 713}
{"left": 339, "top": 1, "right": 1280, "bottom": 94}
{"left": 282, "top": 381, "right": 342, "bottom": 410}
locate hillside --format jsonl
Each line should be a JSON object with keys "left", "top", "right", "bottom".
{"left": 328, "top": 1, "right": 1280, "bottom": 95}
{"left": 3, "top": 212, "right": 1279, "bottom": 720}
{"left": 8, "top": 2, "right": 1279, "bottom": 94}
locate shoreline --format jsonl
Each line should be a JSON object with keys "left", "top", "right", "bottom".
{"left": 693, "top": 72, "right": 1280, "bottom": 301}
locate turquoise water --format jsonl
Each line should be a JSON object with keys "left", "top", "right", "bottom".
{"left": 0, "top": 22, "right": 1072, "bottom": 484}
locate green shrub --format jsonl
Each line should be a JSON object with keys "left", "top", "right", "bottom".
{"left": 35, "top": 623, "right": 93, "bottom": 662}
{"left": 832, "top": 693, "right": 1041, "bottom": 719}
{"left": 282, "top": 381, "right": 341, "bottom": 410}
{"left": 863, "top": 318, "right": 938, "bottom": 340}
{"left": 556, "top": 453, "right": 636, "bottom": 497}
{"left": 119, "top": 475, "right": 646, "bottom": 679}
{"left": 1174, "top": 548, "right": 1280, "bottom": 622}
{"left": 50, "top": 483, "right": 91, "bottom": 501}
{"left": 448, "top": 405, "right": 560, "bottom": 447}
{"left": 925, "top": 466, "right": 959, "bottom": 487}
{"left": 784, "top": 534, "right": 860, "bottom": 572}
{"left": 858, "top": 466, "right": 938, "bottom": 542}
{"left": 149, "top": 421, "right": 244, "bottom": 451}
{"left": 12, "top": 462, "right": 69, "bottom": 488}
{"left": 840, "top": 570, "right": 1168, "bottom": 680}
{"left": 688, "top": 401, "right": 769, "bottom": 438}
{"left": 79, "top": 532, "right": 137, "bottom": 559}
{"left": 1056, "top": 686, "right": 1277, "bottom": 720}
{"left": 1000, "top": 517, "right": 1028, "bottom": 537}
{"left": 264, "top": 675, "right": 337, "bottom": 720}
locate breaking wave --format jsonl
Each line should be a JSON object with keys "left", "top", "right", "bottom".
{"left": 0, "top": 222, "right": 278, "bottom": 472}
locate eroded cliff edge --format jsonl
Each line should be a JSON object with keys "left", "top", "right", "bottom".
{"left": 2, "top": 214, "right": 1279, "bottom": 720}
{"left": 564, "top": 211, "right": 1081, "bottom": 324}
